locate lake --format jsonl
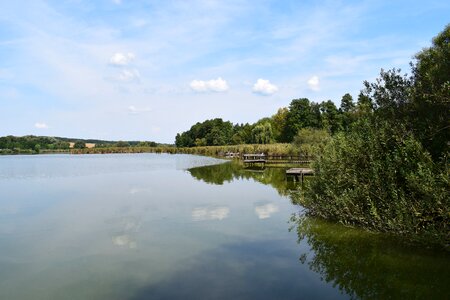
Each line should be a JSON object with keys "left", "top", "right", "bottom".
{"left": 0, "top": 154, "right": 448, "bottom": 299}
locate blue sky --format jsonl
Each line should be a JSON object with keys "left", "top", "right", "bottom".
{"left": 0, "top": 0, "right": 448, "bottom": 143}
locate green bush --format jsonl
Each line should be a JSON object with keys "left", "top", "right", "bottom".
{"left": 302, "top": 119, "right": 449, "bottom": 246}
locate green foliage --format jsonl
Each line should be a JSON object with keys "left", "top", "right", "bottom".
{"left": 115, "top": 141, "right": 130, "bottom": 147}
{"left": 339, "top": 93, "right": 355, "bottom": 113}
{"left": 188, "top": 161, "right": 297, "bottom": 197}
{"left": 340, "top": 94, "right": 358, "bottom": 132}
{"left": 356, "top": 92, "right": 374, "bottom": 115}
{"left": 0, "top": 135, "right": 69, "bottom": 153}
{"left": 362, "top": 68, "right": 413, "bottom": 123}
{"left": 320, "top": 100, "right": 342, "bottom": 134}
{"left": 284, "top": 98, "right": 321, "bottom": 141}
{"left": 410, "top": 24, "right": 450, "bottom": 160}
{"left": 137, "top": 141, "right": 157, "bottom": 147}
{"left": 302, "top": 119, "right": 449, "bottom": 246}
{"left": 73, "top": 141, "right": 86, "bottom": 149}
{"left": 231, "top": 123, "right": 253, "bottom": 144}
{"left": 252, "top": 122, "right": 273, "bottom": 144}
{"left": 300, "top": 26, "right": 450, "bottom": 246}
{"left": 175, "top": 92, "right": 366, "bottom": 145}
{"left": 175, "top": 118, "right": 233, "bottom": 147}
{"left": 270, "top": 107, "right": 289, "bottom": 142}
{"left": 292, "top": 128, "right": 330, "bottom": 157}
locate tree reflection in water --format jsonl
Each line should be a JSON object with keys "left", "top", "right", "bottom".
{"left": 292, "top": 215, "right": 450, "bottom": 300}
{"left": 187, "top": 161, "right": 297, "bottom": 197}
{"left": 188, "top": 161, "right": 450, "bottom": 299}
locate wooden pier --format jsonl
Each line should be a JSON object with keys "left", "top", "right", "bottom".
{"left": 242, "top": 153, "right": 312, "bottom": 166}
{"left": 243, "top": 153, "right": 266, "bottom": 166}
{"left": 286, "top": 168, "right": 314, "bottom": 182}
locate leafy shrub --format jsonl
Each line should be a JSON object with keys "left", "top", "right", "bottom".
{"left": 302, "top": 119, "right": 449, "bottom": 246}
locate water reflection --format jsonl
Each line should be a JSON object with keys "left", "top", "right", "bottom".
{"left": 112, "top": 234, "right": 137, "bottom": 249}
{"left": 187, "top": 161, "right": 296, "bottom": 196}
{"left": 108, "top": 214, "right": 142, "bottom": 249}
{"left": 1, "top": 154, "right": 448, "bottom": 299}
{"left": 192, "top": 207, "right": 230, "bottom": 221}
{"left": 188, "top": 161, "right": 450, "bottom": 299}
{"left": 292, "top": 215, "right": 450, "bottom": 299}
{"left": 254, "top": 203, "right": 279, "bottom": 219}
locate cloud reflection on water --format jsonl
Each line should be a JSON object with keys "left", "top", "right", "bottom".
{"left": 255, "top": 203, "right": 279, "bottom": 219}
{"left": 112, "top": 234, "right": 137, "bottom": 249}
{"left": 192, "top": 207, "right": 230, "bottom": 221}
{"left": 110, "top": 216, "right": 141, "bottom": 249}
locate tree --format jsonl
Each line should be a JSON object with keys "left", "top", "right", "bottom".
{"left": 271, "top": 107, "right": 289, "bottom": 142}
{"left": 361, "top": 68, "right": 413, "bottom": 123}
{"left": 410, "top": 24, "right": 450, "bottom": 159}
{"left": 356, "top": 92, "right": 374, "bottom": 116}
{"left": 252, "top": 122, "right": 273, "bottom": 144}
{"left": 340, "top": 93, "right": 355, "bottom": 112}
{"left": 231, "top": 123, "right": 253, "bottom": 144}
{"left": 320, "top": 100, "right": 342, "bottom": 134}
{"left": 116, "top": 141, "right": 130, "bottom": 147}
{"left": 175, "top": 118, "right": 233, "bottom": 147}
{"left": 340, "top": 93, "right": 357, "bottom": 131}
{"left": 285, "top": 98, "right": 310, "bottom": 141}
{"left": 74, "top": 141, "right": 86, "bottom": 149}
{"left": 34, "top": 144, "right": 41, "bottom": 153}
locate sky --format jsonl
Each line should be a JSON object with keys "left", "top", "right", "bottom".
{"left": 0, "top": 0, "right": 449, "bottom": 143}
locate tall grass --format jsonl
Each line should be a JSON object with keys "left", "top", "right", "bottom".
{"left": 69, "top": 143, "right": 314, "bottom": 157}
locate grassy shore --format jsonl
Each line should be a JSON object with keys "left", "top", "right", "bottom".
{"left": 68, "top": 143, "right": 309, "bottom": 157}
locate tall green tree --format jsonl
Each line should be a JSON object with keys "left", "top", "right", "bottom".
{"left": 340, "top": 93, "right": 355, "bottom": 112}
{"left": 285, "top": 98, "right": 322, "bottom": 141}
{"left": 252, "top": 122, "right": 273, "bottom": 144}
{"left": 270, "top": 107, "right": 289, "bottom": 142}
{"left": 410, "top": 24, "right": 450, "bottom": 159}
{"left": 320, "top": 100, "right": 342, "bottom": 134}
{"left": 340, "top": 93, "right": 357, "bottom": 131}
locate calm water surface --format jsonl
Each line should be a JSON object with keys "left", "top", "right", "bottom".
{"left": 0, "top": 154, "right": 448, "bottom": 299}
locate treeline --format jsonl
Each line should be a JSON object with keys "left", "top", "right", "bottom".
{"left": 0, "top": 135, "right": 71, "bottom": 154}
{"left": 175, "top": 93, "right": 370, "bottom": 147}
{"left": 0, "top": 135, "right": 161, "bottom": 154}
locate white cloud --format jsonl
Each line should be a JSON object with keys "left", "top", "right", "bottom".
{"left": 112, "top": 0, "right": 122, "bottom": 4}
{"left": 190, "top": 77, "right": 229, "bottom": 92}
{"left": 252, "top": 79, "right": 278, "bottom": 95}
{"left": 255, "top": 203, "right": 279, "bottom": 219}
{"left": 118, "top": 69, "right": 140, "bottom": 82}
{"left": 128, "top": 105, "right": 151, "bottom": 114}
{"left": 110, "top": 52, "right": 135, "bottom": 66}
{"left": 34, "top": 122, "right": 49, "bottom": 129}
{"left": 307, "top": 75, "right": 320, "bottom": 91}
{"left": 192, "top": 206, "right": 229, "bottom": 221}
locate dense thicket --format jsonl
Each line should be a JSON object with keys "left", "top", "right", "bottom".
{"left": 304, "top": 25, "right": 450, "bottom": 246}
